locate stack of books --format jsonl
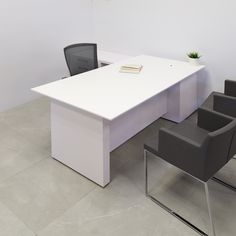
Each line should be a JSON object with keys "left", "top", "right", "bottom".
{"left": 119, "top": 64, "right": 143, "bottom": 74}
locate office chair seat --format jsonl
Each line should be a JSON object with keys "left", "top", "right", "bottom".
{"left": 171, "top": 120, "right": 209, "bottom": 143}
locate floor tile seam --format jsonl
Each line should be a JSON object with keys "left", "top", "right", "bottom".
{"left": 0, "top": 160, "right": 98, "bottom": 234}
{"left": 36, "top": 185, "right": 98, "bottom": 234}
{"left": 77, "top": 201, "right": 147, "bottom": 225}
{"left": 126, "top": 175, "right": 144, "bottom": 194}
{"left": 0, "top": 98, "right": 48, "bottom": 115}
{"left": 0, "top": 198, "right": 36, "bottom": 236}
{"left": 35, "top": 171, "right": 98, "bottom": 202}
{"left": 0, "top": 120, "right": 19, "bottom": 134}
{"left": 0, "top": 162, "right": 98, "bottom": 234}
{"left": 0, "top": 157, "right": 50, "bottom": 185}
{"left": 71, "top": 196, "right": 183, "bottom": 230}
{"left": 114, "top": 158, "right": 145, "bottom": 193}
{"left": 111, "top": 153, "right": 142, "bottom": 174}
{"left": 0, "top": 116, "right": 49, "bottom": 136}
{"left": 37, "top": 195, "right": 147, "bottom": 234}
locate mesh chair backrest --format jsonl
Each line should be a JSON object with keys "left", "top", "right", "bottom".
{"left": 64, "top": 43, "right": 98, "bottom": 76}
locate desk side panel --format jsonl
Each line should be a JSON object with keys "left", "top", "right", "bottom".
{"left": 51, "top": 100, "right": 110, "bottom": 187}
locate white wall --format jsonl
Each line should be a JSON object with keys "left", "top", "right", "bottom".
{"left": 92, "top": 0, "right": 236, "bottom": 104}
{"left": 2, "top": 0, "right": 235, "bottom": 111}
{"left": 0, "top": 0, "right": 93, "bottom": 111}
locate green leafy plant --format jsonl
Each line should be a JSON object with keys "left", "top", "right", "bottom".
{"left": 187, "top": 51, "right": 201, "bottom": 59}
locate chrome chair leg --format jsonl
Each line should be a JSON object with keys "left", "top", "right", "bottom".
{"left": 144, "top": 149, "right": 148, "bottom": 196}
{"left": 145, "top": 149, "right": 216, "bottom": 236}
{"left": 205, "top": 183, "right": 216, "bottom": 236}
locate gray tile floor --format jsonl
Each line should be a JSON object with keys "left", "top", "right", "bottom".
{"left": 0, "top": 97, "right": 235, "bottom": 236}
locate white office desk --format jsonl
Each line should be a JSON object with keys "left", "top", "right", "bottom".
{"left": 32, "top": 55, "right": 204, "bottom": 187}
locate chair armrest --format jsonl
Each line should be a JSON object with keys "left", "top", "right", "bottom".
{"left": 213, "top": 94, "right": 236, "bottom": 118}
{"left": 197, "top": 107, "right": 232, "bottom": 132}
{"left": 157, "top": 127, "right": 207, "bottom": 178}
{"left": 225, "top": 80, "right": 236, "bottom": 97}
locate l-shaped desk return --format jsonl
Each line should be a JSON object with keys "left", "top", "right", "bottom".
{"left": 97, "top": 50, "right": 132, "bottom": 65}
{"left": 32, "top": 53, "right": 205, "bottom": 187}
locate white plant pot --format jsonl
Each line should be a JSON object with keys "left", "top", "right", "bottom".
{"left": 188, "top": 58, "right": 200, "bottom": 66}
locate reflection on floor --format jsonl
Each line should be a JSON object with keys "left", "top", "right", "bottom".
{"left": 0, "top": 96, "right": 235, "bottom": 236}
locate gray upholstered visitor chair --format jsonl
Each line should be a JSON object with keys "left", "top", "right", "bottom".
{"left": 224, "top": 79, "right": 236, "bottom": 97}
{"left": 213, "top": 80, "right": 236, "bottom": 118}
{"left": 210, "top": 80, "right": 236, "bottom": 190}
{"left": 64, "top": 43, "right": 98, "bottom": 76}
{"left": 144, "top": 107, "right": 236, "bottom": 236}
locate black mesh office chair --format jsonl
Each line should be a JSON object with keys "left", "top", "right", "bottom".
{"left": 64, "top": 43, "right": 98, "bottom": 76}
{"left": 144, "top": 107, "right": 236, "bottom": 236}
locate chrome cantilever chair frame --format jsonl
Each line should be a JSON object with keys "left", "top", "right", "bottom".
{"left": 144, "top": 149, "right": 215, "bottom": 236}
{"left": 144, "top": 107, "right": 236, "bottom": 236}
{"left": 210, "top": 81, "right": 236, "bottom": 191}
{"left": 212, "top": 176, "right": 236, "bottom": 192}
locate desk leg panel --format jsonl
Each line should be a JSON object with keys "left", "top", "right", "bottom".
{"left": 51, "top": 100, "right": 110, "bottom": 187}
{"left": 163, "top": 74, "right": 198, "bottom": 123}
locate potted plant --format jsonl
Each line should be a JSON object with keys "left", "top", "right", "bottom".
{"left": 187, "top": 51, "right": 201, "bottom": 66}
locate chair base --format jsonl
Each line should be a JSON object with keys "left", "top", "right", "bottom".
{"left": 144, "top": 149, "right": 216, "bottom": 236}
{"left": 147, "top": 193, "right": 208, "bottom": 236}
{"left": 212, "top": 177, "right": 236, "bottom": 192}
{"left": 211, "top": 156, "right": 236, "bottom": 192}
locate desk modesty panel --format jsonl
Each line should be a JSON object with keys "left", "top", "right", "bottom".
{"left": 32, "top": 55, "right": 205, "bottom": 186}
{"left": 97, "top": 50, "right": 132, "bottom": 65}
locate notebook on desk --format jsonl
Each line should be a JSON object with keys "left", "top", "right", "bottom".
{"left": 119, "top": 64, "right": 143, "bottom": 74}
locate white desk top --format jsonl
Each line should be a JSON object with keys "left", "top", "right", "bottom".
{"left": 32, "top": 55, "right": 204, "bottom": 120}
{"left": 98, "top": 50, "right": 132, "bottom": 64}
